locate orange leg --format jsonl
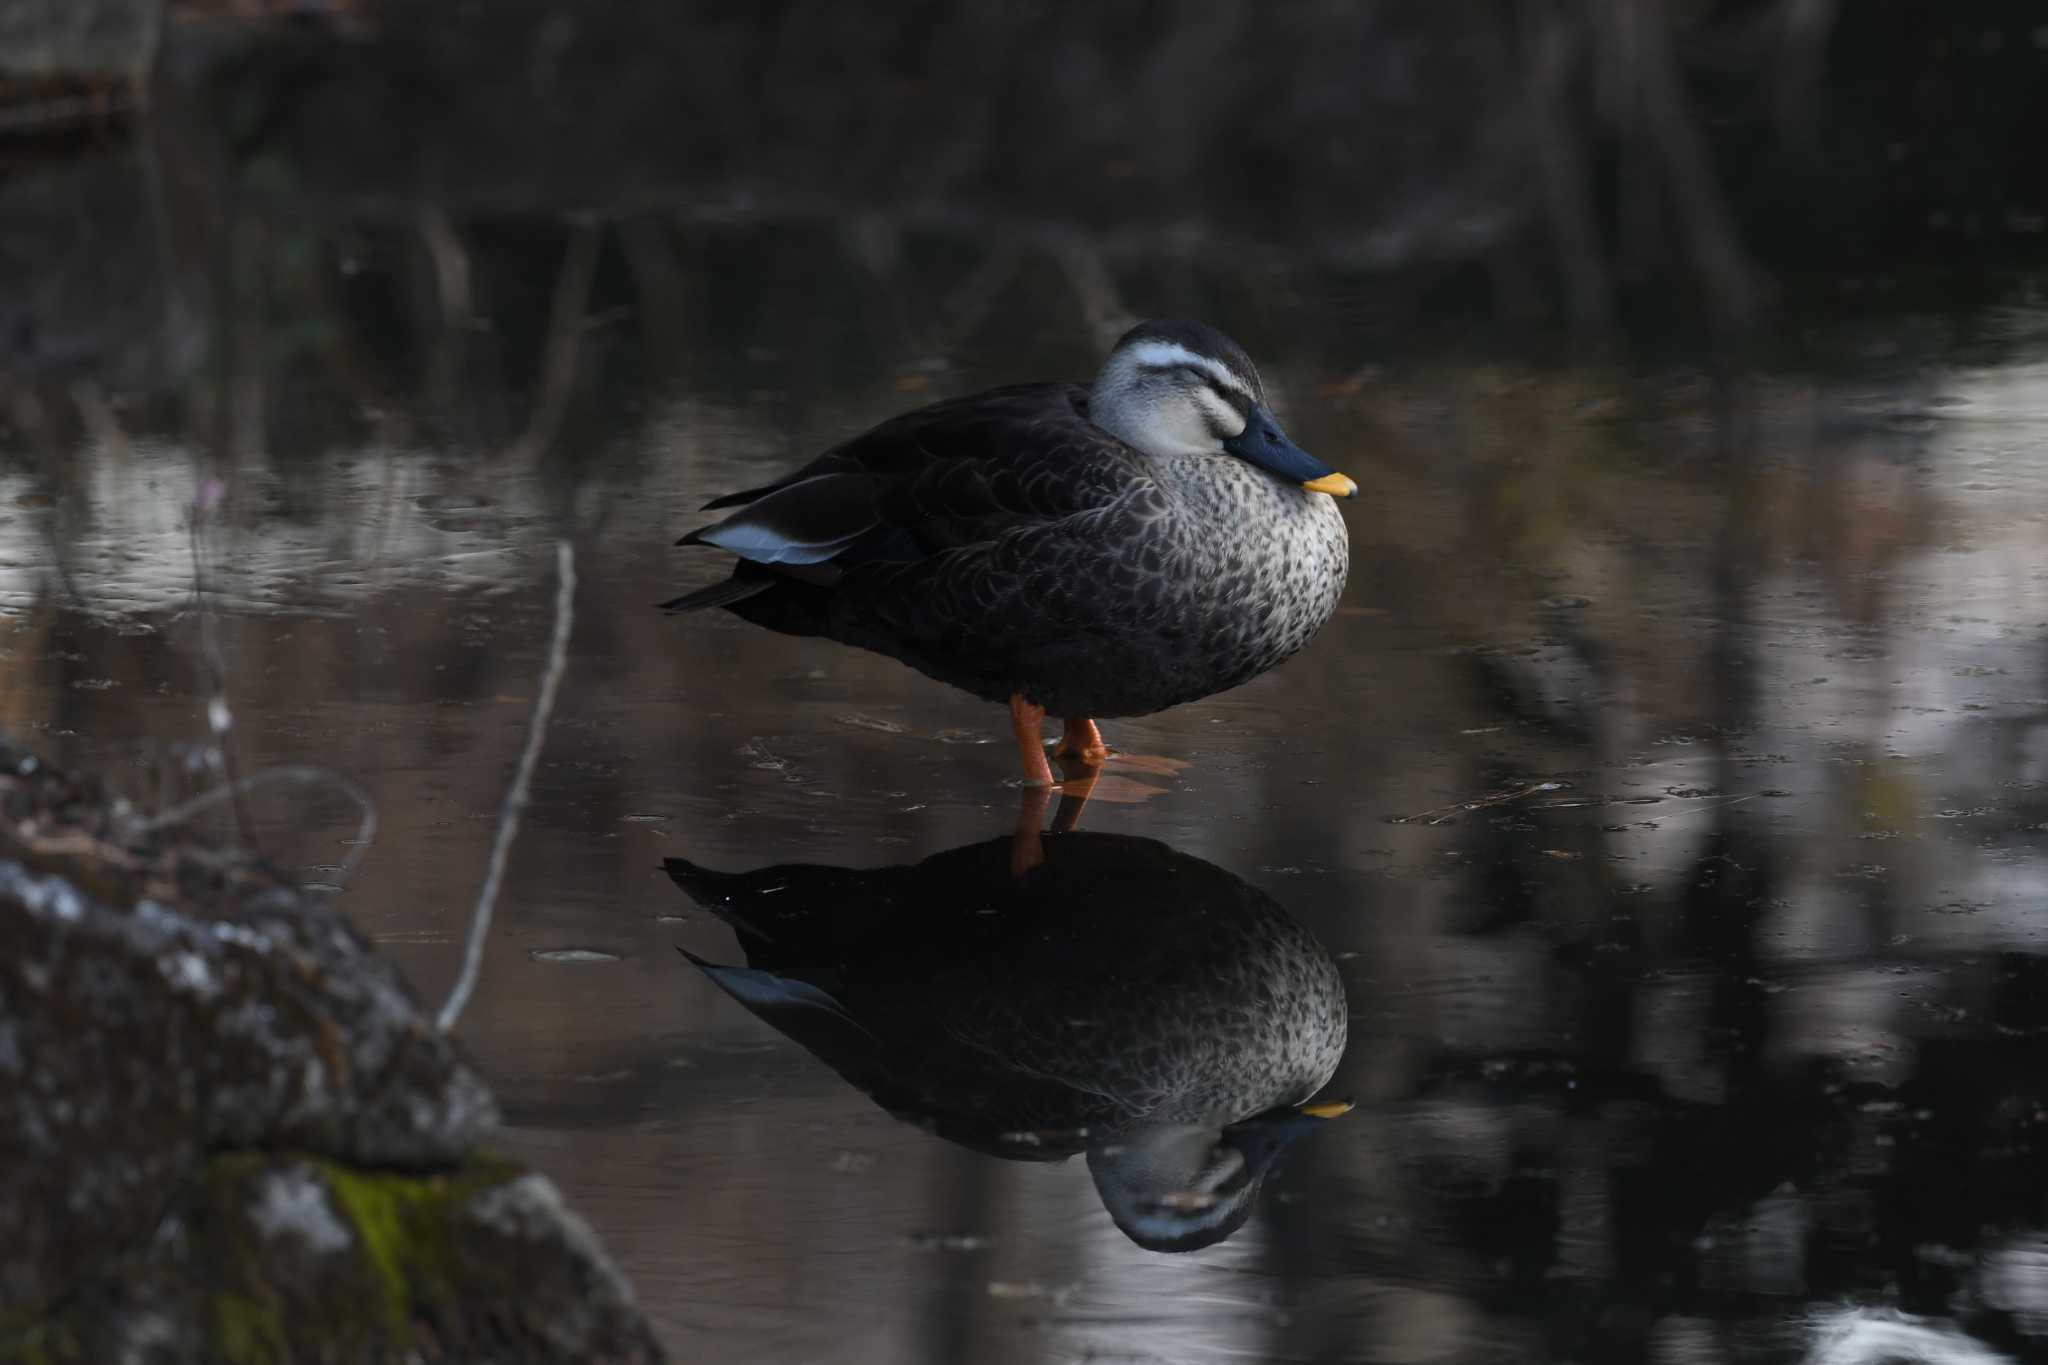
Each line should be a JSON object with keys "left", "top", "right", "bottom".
{"left": 1009, "top": 692, "right": 1056, "bottom": 788}
{"left": 1052, "top": 716, "right": 1110, "bottom": 767}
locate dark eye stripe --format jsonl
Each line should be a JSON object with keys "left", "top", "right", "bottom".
{"left": 1193, "top": 371, "right": 1253, "bottom": 418}
{"left": 1138, "top": 363, "right": 1254, "bottom": 417}
{"left": 1196, "top": 388, "right": 1244, "bottom": 440}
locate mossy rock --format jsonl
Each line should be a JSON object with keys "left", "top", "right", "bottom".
{"left": 0, "top": 744, "right": 663, "bottom": 1361}
{"left": 2, "top": 1152, "right": 661, "bottom": 1363}
{"left": 0, "top": 741, "right": 496, "bottom": 1313}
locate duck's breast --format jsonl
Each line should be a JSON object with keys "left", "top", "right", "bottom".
{"left": 1151, "top": 458, "right": 1350, "bottom": 681}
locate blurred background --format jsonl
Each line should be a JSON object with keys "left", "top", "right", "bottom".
{"left": 7, "top": 2, "right": 2048, "bottom": 1361}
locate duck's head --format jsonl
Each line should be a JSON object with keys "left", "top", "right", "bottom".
{"left": 1090, "top": 320, "right": 1356, "bottom": 499}
{"left": 1085, "top": 1099, "right": 1353, "bottom": 1252}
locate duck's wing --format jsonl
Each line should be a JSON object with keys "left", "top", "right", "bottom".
{"left": 677, "top": 384, "right": 1143, "bottom": 579}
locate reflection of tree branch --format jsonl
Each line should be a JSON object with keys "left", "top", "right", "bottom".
{"left": 187, "top": 485, "right": 254, "bottom": 849}
{"left": 2, "top": 378, "right": 88, "bottom": 608}
{"left": 418, "top": 204, "right": 473, "bottom": 412}
{"left": 1, "top": 377, "right": 56, "bottom": 451}
{"left": 1598, "top": 0, "right": 1762, "bottom": 331}
{"left": 618, "top": 216, "right": 689, "bottom": 387}
{"left": 227, "top": 216, "right": 269, "bottom": 459}
{"left": 1521, "top": 0, "right": 1611, "bottom": 343}
{"left": 1050, "top": 232, "right": 1130, "bottom": 351}
{"left": 67, "top": 380, "right": 126, "bottom": 459}
{"left": 1773, "top": 0, "right": 1837, "bottom": 150}
{"left": 498, "top": 222, "right": 600, "bottom": 467}
{"left": 418, "top": 205, "right": 474, "bottom": 327}
{"left": 944, "top": 242, "right": 1020, "bottom": 345}
{"left": 841, "top": 213, "right": 923, "bottom": 358}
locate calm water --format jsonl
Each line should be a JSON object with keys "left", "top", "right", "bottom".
{"left": 13, "top": 136, "right": 2048, "bottom": 1363}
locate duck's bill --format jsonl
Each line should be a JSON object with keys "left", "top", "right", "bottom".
{"left": 1297, "top": 1098, "right": 1355, "bottom": 1119}
{"left": 1224, "top": 406, "right": 1358, "bottom": 499}
{"left": 1220, "top": 1098, "right": 1355, "bottom": 1170}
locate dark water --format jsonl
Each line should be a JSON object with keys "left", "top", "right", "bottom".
{"left": 17, "top": 339, "right": 2048, "bottom": 1361}
{"left": 12, "top": 53, "right": 2048, "bottom": 1362}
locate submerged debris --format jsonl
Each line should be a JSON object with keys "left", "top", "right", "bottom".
{"left": 530, "top": 947, "right": 622, "bottom": 963}
{"left": 1391, "top": 780, "right": 1570, "bottom": 825}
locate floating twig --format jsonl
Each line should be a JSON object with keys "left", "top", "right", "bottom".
{"left": 147, "top": 764, "right": 379, "bottom": 884}
{"left": 438, "top": 541, "right": 577, "bottom": 1032}
{"left": 1391, "top": 781, "right": 1568, "bottom": 826}
{"left": 1632, "top": 792, "right": 1761, "bottom": 826}
{"left": 1392, "top": 783, "right": 1764, "bottom": 829}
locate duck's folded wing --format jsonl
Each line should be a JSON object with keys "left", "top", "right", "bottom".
{"left": 681, "top": 384, "right": 1139, "bottom": 572}
{"left": 677, "top": 472, "right": 882, "bottom": 566}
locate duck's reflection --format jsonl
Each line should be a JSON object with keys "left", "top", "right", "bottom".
{"left": 667, "top": 828, "right": 1350, "bottom": 1252}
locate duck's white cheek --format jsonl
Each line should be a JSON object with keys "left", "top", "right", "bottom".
{"left": 1162, "top": 405, "right": 1227, "bottom": 456}
{"left": 1180, "top": 414, "right": 1220, "bottom": 453}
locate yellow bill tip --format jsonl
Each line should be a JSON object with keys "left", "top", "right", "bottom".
{"left": 1297, "top": 1099, "right": 1355, "bottom": 1120}
{"left": 1302, "top": 473, "right": 1357, "bottom": 499}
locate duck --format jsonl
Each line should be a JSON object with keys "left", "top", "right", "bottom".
{"left": 666, "top": 828, "right": 1351, "bottom": 1252}
{"left": 664, "top": 320, "right": 1356, "bottom": 786}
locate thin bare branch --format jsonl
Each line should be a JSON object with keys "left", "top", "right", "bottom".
{"left": 438, "top": 540, "right": 577, "bottom": 1032}
{"left": 145, "top": 763, "right": 380, "bottom": 885}
{"left": 1521, "top": 0, "right": 1612, "bottom": 342}
{"left": 1391, "top": 781, "right": 1570, "bottom": 826}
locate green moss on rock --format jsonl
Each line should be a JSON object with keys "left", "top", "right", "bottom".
{"left": 0, "top": 744, "right": 657, "bottom": 1362}
{"left": 317, "top": 1152, "right": 522, "bottom": 1337}
{"left": 210, "top": 1291, "right": 286, "bottom": 1365}
{"left": 3, "top": 1151, "right": 660, "bottom": 1365}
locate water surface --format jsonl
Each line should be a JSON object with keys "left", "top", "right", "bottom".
{"left": 10, "top": 129, "right": 2048, "bottom": 1365}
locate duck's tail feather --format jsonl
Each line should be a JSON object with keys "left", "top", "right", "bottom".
{"left": 659, "top": 577, "right": 774, "bottom": 613}
{"left": 664, "top": 857, "right": 751, "bottom": 916}
{"left": 663, "top": 856, "right": 914, "bottom": 964}
{"left": 664, "top": 857, "right": 789, "bottom": 957}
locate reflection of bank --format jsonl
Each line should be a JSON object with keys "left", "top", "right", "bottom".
{"left": 0, "top": 445, "right": 567, "bottom": 618}
{"left": 668, "top": 822, "right": 1351, "bottom": 1252}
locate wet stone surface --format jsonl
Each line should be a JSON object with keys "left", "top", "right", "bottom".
{"left": 19, "top": 1153, "right": 661, "bottom": 1365}
{"left": 0, "top": 743, "right": 659, "bottom": 1362}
